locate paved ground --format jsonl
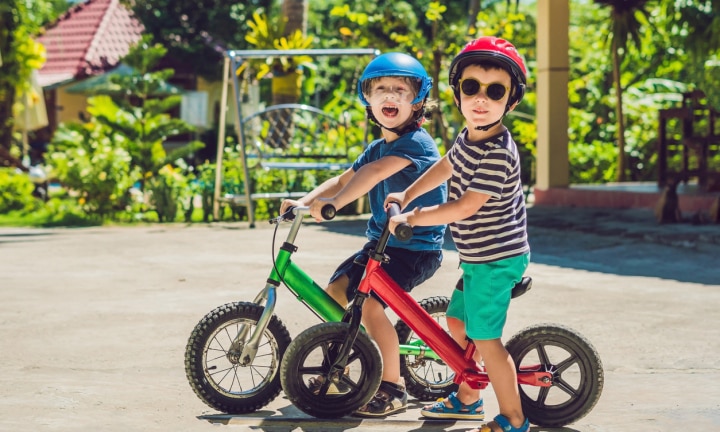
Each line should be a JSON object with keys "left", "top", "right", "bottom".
{"left": 1, "top": 206, "right": 719, "bottom": 431}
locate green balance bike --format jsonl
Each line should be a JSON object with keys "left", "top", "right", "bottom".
{"left": 184, "top": 206, "right": 455, "bottom": 414}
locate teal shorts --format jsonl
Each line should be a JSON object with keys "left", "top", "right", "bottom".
{"left": 446, "top": 253, "right": 530, "bottom": 341}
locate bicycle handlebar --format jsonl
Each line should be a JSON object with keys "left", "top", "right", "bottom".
{"left": 271, "top": 206, "right": 310, "bottom": 224}
{"left": 278, "top": 203, "right": 411, "bottom": 243}
{"left": 273, "top": 205, "right": 336, "bottom": 224}
{"left": 320, "top": 204, "right": 336, "bottom": 220}
{"left": 387, "top": 202, "right": 413, "bottom": 242}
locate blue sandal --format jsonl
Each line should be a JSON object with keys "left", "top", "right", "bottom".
{"left": 421, "top": 391, "right": 485, "bottom": 419}
{"left": 467, "top": 414, "right": 530, "bottom": 432}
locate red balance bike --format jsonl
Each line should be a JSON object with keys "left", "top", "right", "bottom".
{"left": 279, "top": 204, "right": 603, "bottom": 427}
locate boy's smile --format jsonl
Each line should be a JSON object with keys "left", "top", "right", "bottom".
{"left": 365, "top": 76, "right": 419, "bottom": 130}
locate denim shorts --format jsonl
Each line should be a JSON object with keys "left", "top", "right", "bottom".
{"left": 329, "top": 241, "right": 442, "bottom": 307}
{"left": 446, "top": 253, "right": 530, "bottom": 340}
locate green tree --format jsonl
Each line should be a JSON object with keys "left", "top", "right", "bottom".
{"left": 594, "top": 0, "right": 654, "bottom": 182}
{"left": 47, "top": 118, "right": 139, "bottom": 219}
{"left": 0, "top": 0, "right": 69, "bottom": 170}
{"left": 663, "top": 0, "right": 720, "bottom": 108}
{"left": 92, "top": 36, "right": 203, "bottom": 189}
{"left": 122, "top": 0, "right": 275, "bottom": 80}
{"left": 243, "top": 11, "right": 314, "bottom": 105}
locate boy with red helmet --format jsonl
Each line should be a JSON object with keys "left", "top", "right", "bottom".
{"left": 281, "top": 52, "right": 446, "bottom": 417}
{"left": 385, "top": 37, "right": 531, "bottom": 432}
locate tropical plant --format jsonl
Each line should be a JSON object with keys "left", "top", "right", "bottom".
{"left": 146, "top": 164, "right": 192, "bottom": 222}
{"left": 243, "top": 11, "right": 315, "bottom": 104}
{"left": 46, "top": 121, "right": 139, "bottom": 219}
{"left": 0, "top": 0, "right": 68, "bottom": 170}
{"left": 0, "top": 167, "right": 38, "bottom": 213}
{"left": 121, "top": 0, "right": 275, "bottom": 80}
{"left": 90, "top": 36, "right": 204, "bottom": 191}
{"left": 594, "top": 0, "right": 654, "bottom": 182}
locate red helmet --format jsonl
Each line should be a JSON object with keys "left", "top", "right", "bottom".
{"left": 449, "top": 37, "right": 527, "bottom": 105}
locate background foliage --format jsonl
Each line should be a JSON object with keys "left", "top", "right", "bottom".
{"left": 1, "top": 0, "right": 719, "bottom": 226}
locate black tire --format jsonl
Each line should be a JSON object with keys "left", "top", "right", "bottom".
{"left": 395, "top": 296, "right": 458, "bottom": 401}
{"left": 280, "top": 322, "right": 382, "bottom": 418}
{"left": 184, "top": 302, "right": 291, "bottom": 414}
{"left": 505, "top": 323, "right": 604, "bottom": 427}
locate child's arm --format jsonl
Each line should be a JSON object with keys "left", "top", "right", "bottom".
{"left": 308, "top": 155, "right": 411, "bottom": 220}
{"left": 386, "top": 155, "right": 452, "bottom": 210}
{"left": 401, "top": 189, "right": 490, "bottom": 228}
{"left": 280, "top": 168, "right": 353, "bottom": 214}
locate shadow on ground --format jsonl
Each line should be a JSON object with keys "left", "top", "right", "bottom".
{"left": 312, "top": 207, "right": 720, "bottom": 286}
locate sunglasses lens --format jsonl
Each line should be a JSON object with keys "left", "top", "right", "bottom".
{"left": 487, "top": 83, "right": 507, "bottom": 101}
{"left": 460, "top": 79, "right": 480, "bottom": 96}
{"left": 460, "top": 80, "right": 508, "bottom": 101}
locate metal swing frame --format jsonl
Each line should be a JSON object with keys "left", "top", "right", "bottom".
{"left": 212, "top": 48, "right": 379, "bottom": 227}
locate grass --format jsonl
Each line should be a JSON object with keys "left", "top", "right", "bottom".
{"left": 0, "top": 200, "right": 244, "bottom": 228}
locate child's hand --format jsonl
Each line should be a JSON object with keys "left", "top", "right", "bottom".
{"left": 385, "top": 191, "right": 407, "bottom": 210}
{"left": 309, "top": 198, "right": 334, "bottom": 222}
{"left": 389, "top": 211, "right": 411, "bottom": 235}
{"left": 280, "top": 199, "right": 303, "bottom": 215}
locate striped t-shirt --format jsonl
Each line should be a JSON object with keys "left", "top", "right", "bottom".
{"left": 446, "top": 128, "right": 530, "bottom": 263}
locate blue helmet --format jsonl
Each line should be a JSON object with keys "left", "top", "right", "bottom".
{"left": 357, "top": 53, "right": 432, "bottom": 106}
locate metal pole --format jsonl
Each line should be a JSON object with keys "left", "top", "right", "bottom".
{"left": 229, "top": 54, "right": 255, "bottom": 227}
{"left": 213, "top": 55, "right": 230, "bottom": 221}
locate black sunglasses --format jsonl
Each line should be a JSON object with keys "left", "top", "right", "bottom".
{"left": 458, "top": 78, "right": 510, "bottom": 101}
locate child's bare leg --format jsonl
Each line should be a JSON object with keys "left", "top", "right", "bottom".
{"left": 353, "top": 297, "right": 408, "bottom": 417}
{"left": 473, "top": 339, "right": 525, "bottom": 430}
{"left": 326, "top": 276, "right": 349, "bottom": 308}
{"left": 446, "top": 317, "right": 482, "bottom": 405}
{"left": 361, "top": 297, "right": 401, "bottom": 385}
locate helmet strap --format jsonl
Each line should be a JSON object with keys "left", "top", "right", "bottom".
{"left": 474, "top": 118, "right": 502, "bottom": 131}
{"left": 455, "top": 93, "right": 511, "bottom": 132}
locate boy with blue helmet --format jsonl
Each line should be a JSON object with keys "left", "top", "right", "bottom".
{"left": 280, "top": 52, "right": 446, "bottom": 417}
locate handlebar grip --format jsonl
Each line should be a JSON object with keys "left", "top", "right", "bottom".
{"left": 394, "top": 223, "right": 413, "bottom": 242}
{"left": 387, "top": 202, "right": 413, "bottom": 241}
{"left": 321, "top": 204, "right": 336, "bottom": 220}
{"left": 281, "top": 207, "right": 297, "bottom": 221}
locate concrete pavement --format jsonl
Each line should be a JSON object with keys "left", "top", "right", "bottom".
{"left": 1, "top": 206, "right": 719, "bottom": 431}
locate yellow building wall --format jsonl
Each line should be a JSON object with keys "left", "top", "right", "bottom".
{"left": 197, "top": 76, "right": 236, "bottom": 128}
{"left": 55, "top": 87, "right": 89, "bottom": 125}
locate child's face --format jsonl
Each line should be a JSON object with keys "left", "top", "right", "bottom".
{"left": 455, "top": 65, "right": 514, "bottom": 139}
{"left": 364, "top": 76, "right": 422, "bottom": 130}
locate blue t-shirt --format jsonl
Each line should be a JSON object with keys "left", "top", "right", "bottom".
{"left": 352, "top": 128, "right": 447, "bottom": 250}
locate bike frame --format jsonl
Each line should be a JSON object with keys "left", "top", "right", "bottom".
{"left": 336, "top": 212, "right": 553, "bottom": 390}
{"left": 232, "top": 207, "right": 442, "bottom": 365}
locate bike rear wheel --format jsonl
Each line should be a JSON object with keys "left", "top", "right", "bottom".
{"left": 395, "top": 295, "right": 458, "bottom": 400}
{"left": 280, "top": 322, "right": 382, "bottom": 418}
{"left": 506, "top": 323, "right": 603, "bottom": 427}
{"left": 184, "top": 302, "right": 291, "bottom": 414}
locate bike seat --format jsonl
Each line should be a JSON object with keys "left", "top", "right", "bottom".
{"left": 510, "top": 277, "right": 532, "bottom": 299}
{"left": 454, "top": 276, "right": 532, "bottom": 299}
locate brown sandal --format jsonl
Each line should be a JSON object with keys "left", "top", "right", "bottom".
{"left": 307, "top": 366, "right": 350, "bottom": 395}
{"left": 353, "top": 381, "right": 408, "bottom": 418}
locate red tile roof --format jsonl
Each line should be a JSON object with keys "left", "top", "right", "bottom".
{"left": 37, "top": 0, "right": 143, "bottom": 87}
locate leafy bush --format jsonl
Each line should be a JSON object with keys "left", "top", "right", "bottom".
{"left": 147, "top": 164, "right": 191, "bottom": 222}
{"left": 46, "top": 122, "right": 140, "bottom": 219}
{"left": 0, "top": 168, "right": 37, "bottom": 213}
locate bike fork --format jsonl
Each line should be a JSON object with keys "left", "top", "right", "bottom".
{"left": 229, "top": 281, "right": 280, "bottom": 366}
{"left": 326, "top": 294, "right": 367, "bottom": 376}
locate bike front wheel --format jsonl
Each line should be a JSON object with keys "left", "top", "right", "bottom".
{"left": 395, "top": 295, "right": 458, "bottom": 401}
{"left": 506, "top": 323, "right": 604, "bottom": 427}
{"left": 184, "top": 302, "right": 291, "bottom": 414}
{"left": 280, "top": 322, "right": 382, "bottom": 418}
